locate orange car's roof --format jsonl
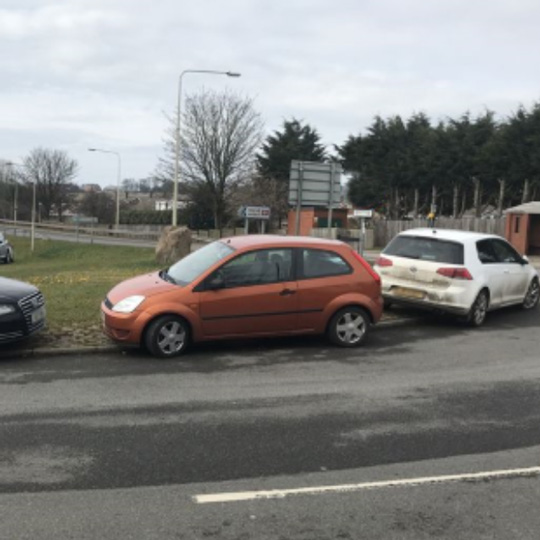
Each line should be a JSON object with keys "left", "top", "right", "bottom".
{"left": 221, "top": 235, "right": 346, "bottom": 251}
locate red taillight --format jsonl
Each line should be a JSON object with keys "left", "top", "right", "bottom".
{"left": 351, "top": 250, "right": 381, "bottom": 285}
{"left": 375, "top": 256, "right": 393, "bottom": 267}
{"left": 436, "top": 267, "right": 473, "bottom": 280}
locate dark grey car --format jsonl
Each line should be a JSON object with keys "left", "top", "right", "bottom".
{"left": 0, "top": 232, "right": 14, "bottom": 264}
{"left": 0, "top": 277, "right": 46, "bottom": 344}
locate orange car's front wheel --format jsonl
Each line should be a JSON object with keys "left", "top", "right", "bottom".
{"left": 144, "top": 315, "right": 189, "bottom": 358}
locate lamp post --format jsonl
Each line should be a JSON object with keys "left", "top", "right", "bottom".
{"left": 88, "top": 148, "right": 121, "bottom": 229}
{"left": 5, "top": 161, "right": 22, "bottom": 225}
{"left": 172, "top": 69, "right": 241, "bottom": 226}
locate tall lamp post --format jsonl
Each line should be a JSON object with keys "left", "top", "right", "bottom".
{"left": 5, "top": 161, "right": 22, "bottom": 225}
{"left": 88, "top": 148, "right": 121, "bottom": 229}
{"left": 172, "top": 69, "right": 241, "bottom": 226}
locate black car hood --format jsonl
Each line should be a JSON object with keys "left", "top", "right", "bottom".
{"left": 0, "top": 276, "right": 38, "bottom": 302}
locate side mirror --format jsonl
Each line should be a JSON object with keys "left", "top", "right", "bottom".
{"left": 522, "top": 255, "right": 529, "bottom": 265}
{"left": 207, "top": 276, "right": 225, "bottom": 291}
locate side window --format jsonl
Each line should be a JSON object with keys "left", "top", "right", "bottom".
{"left": 476, "top": 240, "right": 498, "bottom": 264}
{"left": 301, "top": 249, "right": 351, "bottom": 279}
{"left": 491, "top": 240, "right": 522, "bottom": 264}
{"left": 217, "top": 248, "right": 293, "bottom": 288}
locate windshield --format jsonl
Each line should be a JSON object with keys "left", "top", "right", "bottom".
{"left": 166, "top": 241, "right": 235, "bottom": 285}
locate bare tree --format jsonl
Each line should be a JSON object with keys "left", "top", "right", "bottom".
{"left": 157, "top": 90, "right": 264, "bottom": 229}
{"left": 23, "top": 148, "right": 78, "bottom": 220}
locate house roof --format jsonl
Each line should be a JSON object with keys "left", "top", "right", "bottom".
{"left": 504, "top": 201, "right": 540, "bottom": 215}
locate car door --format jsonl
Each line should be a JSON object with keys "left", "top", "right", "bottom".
{"left": 490, "top": 239, "right": 530, "bottom": 304}
{"left": 296, "top": 248, "right": 354, "bottom": 331}
{"left": 198, "top": 248, "right": 298, "bottom": 337}
{"left": 476, "top": 239, "right": 507, "bottom": 307}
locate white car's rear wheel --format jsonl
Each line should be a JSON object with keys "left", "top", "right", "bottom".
{"left": 468, "top": 290, "right": 488, "bottom": 327}
{"left": 523, "top": 278, "right": 540, "bottom": 310}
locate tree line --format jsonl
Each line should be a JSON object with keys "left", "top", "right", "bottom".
{"left": 337, "top": 105, "right": 540, "bottom": 219}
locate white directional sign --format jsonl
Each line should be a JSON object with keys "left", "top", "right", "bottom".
{"left": 238, "top": 206, "right": 271, "bottom": 220}
{"left": 352, "top": 209, "right": 373, "bottom": 218}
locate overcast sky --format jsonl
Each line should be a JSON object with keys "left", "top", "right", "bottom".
{"left": 1, "top": 0, "right": 540, "bottom": 187}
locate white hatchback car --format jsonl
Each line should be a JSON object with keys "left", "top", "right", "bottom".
{"left": 374, "top": 228, "right": 539, "bottom": 326}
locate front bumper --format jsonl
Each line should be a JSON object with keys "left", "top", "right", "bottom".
{"left": 0, "top": 293, "right": 46, "bottom": 344}
{"left": 101, "top": 302, "right": 149, "bottom": 345}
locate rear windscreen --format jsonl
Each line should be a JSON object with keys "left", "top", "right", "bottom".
{"left": 383, "top": 236, "right": 464, "bottom": 264}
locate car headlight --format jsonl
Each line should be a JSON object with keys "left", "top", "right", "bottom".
{"left": 112, "top": 295, "right": 145, "bottom": 313}
{"left": 0, "top": 304, "right": 16, "bottom": 317}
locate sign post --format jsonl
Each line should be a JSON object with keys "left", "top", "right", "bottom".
{"left": 289, "top": 161, "right": 342, "bottom": 235}
{"left": 237, "top": 206, "right": 271, "bottom": 234}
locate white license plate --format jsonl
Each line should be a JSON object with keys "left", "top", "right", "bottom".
{"left": 31, "top": 306, "right": 46, "bottom": 324}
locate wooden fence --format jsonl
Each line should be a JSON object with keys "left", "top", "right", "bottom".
{"left": 373, "top": 217, "right": 506, "bottom": 248}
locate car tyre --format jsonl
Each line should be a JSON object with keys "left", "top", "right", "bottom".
{"left": 467, "top": 290, "right": 489, "bottom": 327}
{"left": 522, "top": 278, "right": 540, "bottom": 310}
{"left": 144, "top": 315, "right": 189, "bottom": 358}
{"left": 328, "top": 306, "right": 370, "bottom": 347}
{"left": 5, "top": 249, "right": 14, "bottom": 264}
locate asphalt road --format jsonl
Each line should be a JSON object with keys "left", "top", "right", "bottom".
{"left": 1, "top": 306, "right": 540, "bottom": 539}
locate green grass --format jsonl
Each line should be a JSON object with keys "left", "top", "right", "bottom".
{"left": 0, "top": 237, "right": 160, "bottom": 331}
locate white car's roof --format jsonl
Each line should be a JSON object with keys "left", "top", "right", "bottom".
{"left": 397, "top": 228, "right": 500, "bottom": 243}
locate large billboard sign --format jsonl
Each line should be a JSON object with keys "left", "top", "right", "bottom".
{"left": 288, "top": 161, "right": 342, "bottom": 207}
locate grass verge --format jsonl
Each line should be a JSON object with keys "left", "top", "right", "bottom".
{"left": 1, "top": 236, "right": 160, "bottom": 338}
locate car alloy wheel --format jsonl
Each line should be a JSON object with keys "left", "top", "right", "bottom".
{"left": 144, "top": 315, "right": 189, "bottom": 358}
{"left": 328, "top": 306, "right": 370, "bottom": 347}
{"left": 6, "top": 249, "right": 13, "bottom": 264}
{"left": 468, "top": 290, "right": 488, "bottom": 327}
{"left": 523, "top": 278, "right": 540, "bottom": 310}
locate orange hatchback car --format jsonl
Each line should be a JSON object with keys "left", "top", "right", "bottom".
{"left": 101, "top": 235, "right": 383, "bottom": 358}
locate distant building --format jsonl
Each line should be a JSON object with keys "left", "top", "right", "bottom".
{"left": 155, "top": 197, "right": 189, "bottom": 211}
{"left": 81, "top": 184, "right": 102, "bottom": 193}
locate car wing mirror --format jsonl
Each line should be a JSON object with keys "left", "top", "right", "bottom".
{"left": 522, "top": 255, "right": 529, "bottom": 265}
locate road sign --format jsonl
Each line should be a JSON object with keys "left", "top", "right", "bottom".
{"left": 352, "top": 209, "right": 373, "bottom": 218}
{"left": 288, "top": 161, "right": 342, "bottom": 207}
{"left": 238, "top": 206, "right": 271, "bottom": 220}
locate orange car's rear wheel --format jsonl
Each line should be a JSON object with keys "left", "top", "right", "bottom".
{"left": 327, "top": 306, "right": 370, "bottom": 347}
{"left": 144, "top": 315, "right": 189, "bottom": 358}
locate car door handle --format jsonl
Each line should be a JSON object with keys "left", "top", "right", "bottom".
{"left": 279, "top": 288, "right": 296, "bottom": 296}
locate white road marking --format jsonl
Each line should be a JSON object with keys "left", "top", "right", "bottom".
{"left": 194, "top": 466, "right": 540, "bottom": 504}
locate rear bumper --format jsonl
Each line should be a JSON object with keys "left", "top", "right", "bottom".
{"left": 382, "top": 293, "right": 470, "bottom": 315}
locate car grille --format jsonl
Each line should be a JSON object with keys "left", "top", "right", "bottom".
{"left": 18, "top": 291, "right": 46, "bottom": 334}
{"left": 0, "top": 330, "right": 24, "bottom": 342}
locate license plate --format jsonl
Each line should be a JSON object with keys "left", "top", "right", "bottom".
{"left": 31, "top": 306, "right": 46, "bottom": 324}
{"left": 392, "top": 287, "right": 425, "bottom": 299}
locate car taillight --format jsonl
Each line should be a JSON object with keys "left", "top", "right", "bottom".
{"left": 375, "top": 256, "right": 393, "bottom": 267}
{"left": 436, "top": 267, "right": 473, "bottom": 280}
{"left": 351, "top": 250, "right": 381, "bottom": 285}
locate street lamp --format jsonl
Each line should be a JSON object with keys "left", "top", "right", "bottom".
{"left": 5, "top": 161, "right": 22, "bottom": 225}
{"left": 172, "top": 69, "right": 241, "bottom": 226}
{"left": 88, "top": 148, "right": 121, "bottom": 229}
{"left": 7, "top": 161, "right": 38, "bottom": 252}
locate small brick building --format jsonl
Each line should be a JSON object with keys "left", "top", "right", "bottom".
{"left": 504, "top": 201, "right": 540, "bottom": 255}
{"left": 287, "top": 207, "right": 349, "bottom": 236}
